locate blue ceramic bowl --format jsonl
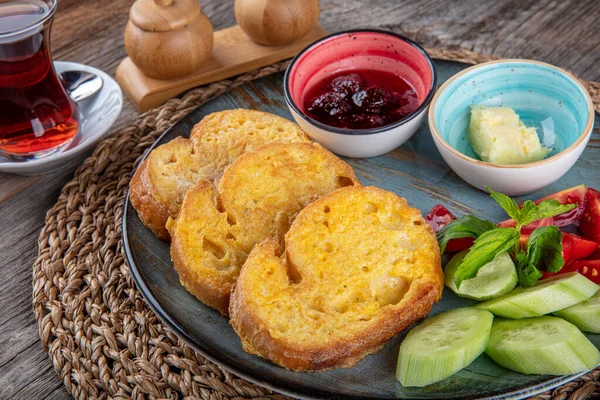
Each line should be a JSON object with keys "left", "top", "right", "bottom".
{"left": 428, "top": 59, "right": 595, "bottom": 195}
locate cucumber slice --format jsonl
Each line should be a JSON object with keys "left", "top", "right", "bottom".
{"left": 477, "top": 272, "right": 599, "bottom": 319}
{"left": 445, "top": 250, "right": 518, "bottom": 301}
{"left": 396, "top": 307, "right": 493, "bottom": 387}
{"left": 486, "top": 316, "right": 600, "bottom": 375}
{"left": 554, "top": 291, "right": 600, "bottom": 333}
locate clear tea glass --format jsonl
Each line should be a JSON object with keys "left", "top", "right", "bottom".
{"left": 0, "top": 0, "right": 80, "bottom": 159}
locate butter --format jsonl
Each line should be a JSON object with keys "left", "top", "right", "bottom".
{"left": 467, "top": 106, "right": 550, "bottom": 165}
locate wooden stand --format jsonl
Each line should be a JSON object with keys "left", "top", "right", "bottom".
{"left": 116, "top": 24, "right": 328, "bottom": 112}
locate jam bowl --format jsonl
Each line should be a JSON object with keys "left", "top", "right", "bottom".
{"left": 284, "top": 29, "right": 437, "bottom": 158}
{"left": 428, "top": 59, "right": 595, "bottom": 196}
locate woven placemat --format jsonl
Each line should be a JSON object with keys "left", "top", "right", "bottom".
{"left": 33, "top": 47, "right": 600, "bottom": 400}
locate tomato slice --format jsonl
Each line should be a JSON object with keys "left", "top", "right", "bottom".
{"left": 527, "top": 232, "right": 578, "bottom": 280}
{"left": 518, "top": 233, "right": 529, "bottom": 249}
{"left": 580, "top": 188, "right": 600, "bottom": 242}
{"left": 425, "top": 204, "right": 474, "bottom": 253}
{"left": 444, "top": 237, "right": 475, "bottom": 253}
{"left": 588, "top": 248, "right": 600, "bottom": 260}
{"left": 563, "top": 232, "right": 599, "bottom": 261}
{"left": 498, "top": 185, "right": 587, "bottom": 230}
{"left": 535, "top": 184, "right": 587, "bottom": 226}
{"left": 425, "top": 204, "right": 455, "bottom": 232}
{"left": 540, "top": 261, "right": 578, "bottom": 280}
{"left": 569, "top": 260, "right": 600, "bottom": 284}
{"left": 561, "top": 234, "right": 574, "bottom": 268}
{"left": 498, "top": 217, "right": 554, "bottom": 232}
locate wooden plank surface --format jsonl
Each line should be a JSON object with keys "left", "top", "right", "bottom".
{"left": 1, "top": 0, "right": 599, "bottom": 399}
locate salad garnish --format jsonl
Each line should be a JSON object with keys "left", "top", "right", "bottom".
{"left": 437, "top": 186, "right": 577, "bottom": 288}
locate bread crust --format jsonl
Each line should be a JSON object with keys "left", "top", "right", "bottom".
{"left": 129, "top": 158, "right": 171, "bottom": 241}
{"left": 230, "top": 186, "right": 444, "bottom": 371}
{"left": 129, "top": 109, "right": 310, "bottom": 241}
{"left": 170, "top": 181, "right": 232, "bottom": 314}
{"left": 169, "top": 142, "right": 360, "bottom": 315}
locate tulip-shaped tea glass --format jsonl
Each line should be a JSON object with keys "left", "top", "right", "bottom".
{"left": 0, "top": 0, "right": 80, "bottom": 159}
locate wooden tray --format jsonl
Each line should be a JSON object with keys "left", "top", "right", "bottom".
{"left": 116, "top": 24, "right": 328, "bottom": 112}
{"left": 123, "top": 60, "right": 600, "bottom": 399}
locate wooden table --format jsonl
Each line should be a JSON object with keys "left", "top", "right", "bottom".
{"left": 1, "top": 1, "right": 599, "bottom": 398}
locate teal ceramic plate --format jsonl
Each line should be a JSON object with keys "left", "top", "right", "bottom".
{"left": 123, "top": 60, "right": 600, "bottom": 399}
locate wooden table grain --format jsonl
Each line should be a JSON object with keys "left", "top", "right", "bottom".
{"left": 1, "top": 1, "right": 599, "bottom": 399}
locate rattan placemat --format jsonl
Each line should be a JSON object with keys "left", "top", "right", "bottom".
{"left": 33, "top": 48, "right": 600, "bottom": 400}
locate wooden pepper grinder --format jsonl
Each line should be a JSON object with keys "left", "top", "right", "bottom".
{"left": 124, "top": 0, "right": 214, "bottom": 80}
{"left": 234, "top": 0, "right": 320, "bottom": 46}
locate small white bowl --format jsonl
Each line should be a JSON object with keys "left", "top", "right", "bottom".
{"left": 428, "top": 59, "right": 595, "bottom": 196}
{"left": 284, "top": 30, "right": 437, "bottom": 158}
{"left": 0, "top": 61, "right": 123, "bottom": 176}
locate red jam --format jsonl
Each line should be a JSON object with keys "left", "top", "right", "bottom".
{"left": 303, "top": 70, "right": 420, "bottom": 130}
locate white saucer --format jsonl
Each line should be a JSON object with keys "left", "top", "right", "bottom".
{"left": 0, "top": 61, "right": 123, "bottom": 176}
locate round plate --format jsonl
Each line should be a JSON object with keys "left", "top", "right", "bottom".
{"left": 0, "top": 61, "right": 123, "bottom": 176}
{"left": 123, "top": 60, "right": 600, "bottom": 400}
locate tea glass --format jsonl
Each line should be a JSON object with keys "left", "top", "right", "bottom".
{"left": 0, "top": 0, "right": 80, "bottom": 160}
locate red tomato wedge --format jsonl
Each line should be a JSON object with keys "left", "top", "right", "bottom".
{"left": 538, "top": 233, "right": 598, "bottom": 280}
{"left": 498, "top": 217, "right": 554, "bottom": 232}
{"left": 588, "top": 248, "right": 600, "bottom": 260}
{"left": 535, "top": 184, "right": 587, "bottom": 227}
{"left": 425, "top": 205, "right": 474, "bottom": 253}
{"left": 498, "top": 185, "right": 587, "bottom": 230}
{"left": 581, "top": 188, "right": 600, "bottom": 242}
{"left": 541, "top": 261, "right": 578, "bottom": 280}
{"left": 568, "top": 260, "right": 600, "bottom": 284}
{"left": 522, "top": 231, "right": 596, "bottom": 262}
{"left": 444, "top": 237, "right": 475, "bottom": 253}
{"left": 425, "top": 204, "right": 455, "bottom": 231}
{"left": 563, "top": 232, "right": 599, "bottom": 261}
{"left": 518, "top": 233, "right": 529, "bottom": 249}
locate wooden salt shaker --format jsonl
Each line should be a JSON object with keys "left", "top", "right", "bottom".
{"left": 234, "top": 0, "right": 320, "bottom": 46}
{"left": 124, "top": 0, "right": 214, "bottom": 80}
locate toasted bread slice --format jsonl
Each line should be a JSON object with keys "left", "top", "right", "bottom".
{"left": 169, "top": 142, "right": 360, "bottom": 315}
{"left": 230, "top": 186, "right": 444, "bottom": 371}
{"left": 130, "top": 109, "right": 309, "bottom": 240}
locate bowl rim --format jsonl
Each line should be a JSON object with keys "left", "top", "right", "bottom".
{"left": 283, "top": 29, "right": 438, "bottom": 136}
{"left": 428, "top": 58, "right": 595, "bottom": 169}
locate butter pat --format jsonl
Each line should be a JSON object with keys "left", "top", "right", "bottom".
{"left": 467, "top": 106, "right": 550, "bottom": 165}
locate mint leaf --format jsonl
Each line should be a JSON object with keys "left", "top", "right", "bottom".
{"left": 515, "top": 251, "right": 543, "bottom": 288}
{"left": 486, "top": 186, "right": 521, "bottom": 221}
{"left": 454, "top": 228, "right": 520, "bottom": 288}
{"left": 519, "top": 199, "right": 577, "bottom": 227}
{"left": 515, "top": 226, "right": 564, "bottom": 287}
{"left": 527, "top": 226, "right": 564, "bottom": 273}
{"left": 486, "top": 186, "right": 577, "bottom": 231}
{"left": 517, "top": 200, "right": 539, "bottom": 230}
{"left": 436, "top": 215, "right": 497, "bottom": 253}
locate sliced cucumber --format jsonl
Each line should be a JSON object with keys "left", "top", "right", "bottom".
{"left": 396, "top": 307, "right": 493, "bottom": 387}
{"left": 486, "top": 316, "right": 600, "bottom": 375}
{"left": 445, "top": 250, "right": 518, "bottom": 301}
{"left": 476, "top": 272, "right": 599, "bottom": 319}
{"left": 554, "top": 291, "right": 600, "bottom": 333}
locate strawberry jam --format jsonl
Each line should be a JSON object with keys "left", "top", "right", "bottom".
{"left": 303, "top": 70, "right": 420, "bottom": 130}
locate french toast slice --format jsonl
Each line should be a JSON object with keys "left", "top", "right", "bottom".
{"left": 230, "top": 186, "right": 444, "bottom": 371}
{"left": 169, "top": 142, "right": 360, "bottom": 315}
{"left": 130, "top": 109, "right": 309, "bottom": 240}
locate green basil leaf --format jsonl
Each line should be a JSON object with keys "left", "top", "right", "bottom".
{"left": 486, "top": 186, "right": 522, "bottom": 222}
{"left": 454, "top": 228, "right": 520, "bottom": 288}
{"left": 514, "top": 226, "right": 564, "bottom": 288}
{"left": 436, "top": 215, "right": 497, "bottom": 253}
{"left": 519, "top": 199, "right": 577, "bottom": 227}
{"left": 515, "top": 251, "right": 544, "bottom": 288}
{"left": 527, "top": 226, "right": 564, "bottom": 273}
